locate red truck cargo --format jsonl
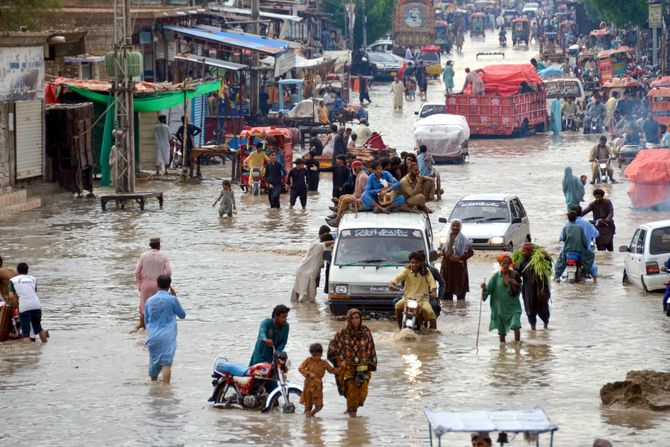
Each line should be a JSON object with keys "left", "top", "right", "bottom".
{"left": 445, "top": 64, "right": 547, "bottom": 137}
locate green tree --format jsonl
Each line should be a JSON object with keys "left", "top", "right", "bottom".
{"left": 323, "top": 0, "right": 394, "bottom": 49}
{"left": 0, "top": 0, "right": 62, "bottom": 31}
{"left": 587, "top": 0, "right": 647, "bottom": 27}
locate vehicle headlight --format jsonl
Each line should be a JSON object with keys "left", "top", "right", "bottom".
{"left": 490, "top": 236, "right": 505, "bottom": 245}
{"left": 335, "top": 284, "right": 349, "bottom": 294}
{"left": 439, "top": 236, "right": 448, "bottom": 245}
{"left": 375, "top": 63, "right": 384, "bottom": 69}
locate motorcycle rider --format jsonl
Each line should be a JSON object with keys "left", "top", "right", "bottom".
{"left": 581, "top": 189, "right": 616, "bottom": 251}
{"left": 583, "top": 97, "right": 605, "bottom": 132}
{"left": 555, "top": 211, "right": 597, "bottom": 283}
{"left": 561, "top": 97, "right": 581, "bottom": 130}
{"left": 588, "top": 136, "right": 617, "bottom": 184}
{"left": 249, "top": 304, "right": 290, "bottom": 366}
{"left": 498, "top": 27, "right": 507, "bottom": 46}
{"left": 390, "top": 251, "right": 437, "bottom": 330}
{"left": 243, "top": 142, "right": 270, "bottom": 190}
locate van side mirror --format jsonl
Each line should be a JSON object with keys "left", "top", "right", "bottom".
{"left": 618, "top": 246, "right": 629, "bottom": 253}
{"left": 429, "top": 250, "right": 438, "bottom": 262}
{"left": 512, "top": 217, "right": 522, "bottom": 224}
{"left": 414, "top": 111, "right": 419, "bottom": 115}
{"left": 323, "top": 250, "right": 332, "bottom": 262}
{"left": 438, "top": 217, "right": 447, "bottom": 223}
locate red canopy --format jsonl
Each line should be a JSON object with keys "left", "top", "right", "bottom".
{"left": 651, "top": 76, "right": 670, "bottom": 88}
{"left": 479, "top": 64, "right": 543, "bottom": 95}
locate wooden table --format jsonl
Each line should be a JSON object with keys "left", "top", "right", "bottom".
{"left": 190, "top": 145, "right": 239, "bottom": 181}
{"left": 100, "top": 192, "right": 164, "bottom": 211}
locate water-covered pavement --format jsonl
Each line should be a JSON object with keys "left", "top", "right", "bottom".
{"left": 2, "top": 33, "right": 670, "bottom": 446}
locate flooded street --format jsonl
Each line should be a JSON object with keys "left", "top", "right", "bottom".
{"left": 3, "top": 34, "right": 670, "bottom": 446}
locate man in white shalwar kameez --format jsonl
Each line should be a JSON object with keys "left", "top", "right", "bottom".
{"left": 391, "top": 77, "right": 405, "bottom": 111}
{"left": 154, "top": 115, "right": 171, "bottom": 175}
{"left": 291, "top": 234, "right": 334, "bottom": 304}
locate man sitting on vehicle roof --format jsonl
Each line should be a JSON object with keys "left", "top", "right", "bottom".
{"left": 390, "top": 251, "right": 437, "bottom": 330}
{"left": 399, "top": 162, "right": 433, "bottom": 214}
{"left": 361, "top": 159, "right": 405, "bottom": 214}
{"left": 326, "top": 160, "right": 369, "bottom": 227}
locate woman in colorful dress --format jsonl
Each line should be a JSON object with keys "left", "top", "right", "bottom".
{"left": 480, "top": 253, "right": 522, "bottom": 343}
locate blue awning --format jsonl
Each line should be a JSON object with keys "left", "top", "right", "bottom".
{"left": 164, "top": 25, "right": 288, "bottom": 56}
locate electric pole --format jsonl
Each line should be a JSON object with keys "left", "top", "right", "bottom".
{"left": 112, "top": 0, "right": 135, "bottom": 193}
{"left": 250, "top": 0, "right": 260, "bottom": 116}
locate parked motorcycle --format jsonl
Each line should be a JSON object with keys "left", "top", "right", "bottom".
{"left": 209, "top": 350, "right": 302, "bottom": 413}
{"left": 499, "top": 36, "right": 507, "bottom": 47}
{"left": 594, "top": 158, "right": 611, "bottom": 184}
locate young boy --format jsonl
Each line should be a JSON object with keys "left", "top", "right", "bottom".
{"left": 212, "top": 179, "right": 237, "bottom": 218}
{"left": 298, "top": 343, "right": 338, "bottom": 417}
{"left": 288, "top": 158, "right": 308, "bottom": 210}
{"left": 8, "top": 262, "right": 48, "bottom": 343}
{"left": 332, "top": 154, "right": 350, "bottom": 198}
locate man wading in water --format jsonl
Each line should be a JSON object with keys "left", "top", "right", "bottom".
{"left": 134, "top": 237, "right": 171, "bottom": 332}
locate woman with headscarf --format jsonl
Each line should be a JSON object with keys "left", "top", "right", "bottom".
{"left": 439, "top": 220, "right": 474, "bottom": 300}
{"left": 443, "top": 61, "right": 455, "bottom": 94}
{"left": 327, "top": 308, "right": 377, "bottom": 417}
{"left": 517, "top": 243, "right": 552, "bottom": 330}
{"left": 562, "top": 166, "right": 584, "bottom": 211}
{"left": 480, "top": 253, "right": 522, "bottom": 343}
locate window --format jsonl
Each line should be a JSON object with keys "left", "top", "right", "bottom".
{"left": 509, "top": 200, "right": 521, "bottom": 219}
{"left": 636, "top": 229, "right": 647, "bottom": 254}
{"left": 629, "top": 229, "right": 641, "bottom": 253}
{"left": 449, "top": 200, "right": 510, "bottom": 223}
{"left": 334, "top": 228, "right": 425, "bottom": 266}
{"left": 650, "top": 227, "right": 670, "bottom": 255}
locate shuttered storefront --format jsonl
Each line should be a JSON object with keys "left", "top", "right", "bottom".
{"left": 15, "top": 100, "right": 43, "bottom": 180}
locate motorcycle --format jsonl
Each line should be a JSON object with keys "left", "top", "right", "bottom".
{"left": 209, "top": 350, "right": 302, "bottom": 413}
{"left": 562, "top": 115, "right": 578, "bottom": 131}
{"left": 582, "top": 114, "right": 604, "bottom": 134}
{"left": 499, "top": 35, "right": 507, "bottom": 47}
{"left": 251, "top": 168, "right": 262, "bottom": 196}
{"left": 594, "top": 158, "right": 611, "bottom": 184}
{"left": 563, "top": 251, "right": 587, "bottom": 283}
{"left": 391, "top": 286, "right": 436, "bottom": 331}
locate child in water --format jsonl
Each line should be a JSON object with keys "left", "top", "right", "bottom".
{"left": 298, "top": 343, "right": 338, "bottom": 417}
{"left": 212, "top": 180, "right": 237, "bottom": 218}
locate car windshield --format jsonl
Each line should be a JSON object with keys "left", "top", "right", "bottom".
{"left": 334, "top": 228, "right": 425, "bottom": 266}
{"left": 419, "top": 104, "right": 446, "bottom": 118}
{"left": 650, "top": 227, "right": 670, "bottom": 255}
{"left": 419, "top": 53, "right": 439, "bottom": 63}
{"left": 368, "top": 53, "right": 398, "bottom": 63}
{"left": 449, "top": 200, "right": 510, "bottom": 222}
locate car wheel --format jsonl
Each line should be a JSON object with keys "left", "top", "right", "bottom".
{"left": 526, "top": 234, "right": 532, "bottom": 243}
{"left": 622, "top": 269, "right": 630, "bottom": 285}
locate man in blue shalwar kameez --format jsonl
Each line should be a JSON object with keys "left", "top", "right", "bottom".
{"left": 145, "top": 275, "right": 186, "bottom": 384}
{"left": 249, "top": 305, "right": 290, "bottom": 366}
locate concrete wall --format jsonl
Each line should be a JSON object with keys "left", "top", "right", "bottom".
{"left": 0, "top": 103, "right": 8, "bottom": 187}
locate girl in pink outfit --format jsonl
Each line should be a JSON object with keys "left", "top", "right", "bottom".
{"left": 134, "top": 237, "right": 171, "bottom": 331}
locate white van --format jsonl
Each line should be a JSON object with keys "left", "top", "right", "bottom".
{"left": 326, "top": 211, "right": 437, "bottom": 315}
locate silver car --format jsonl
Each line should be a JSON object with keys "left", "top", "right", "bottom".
{"left": 439, "top": 194, "right": 532, "bottom": 251}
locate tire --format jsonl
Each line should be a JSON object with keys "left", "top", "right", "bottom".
{"left": 213, "top": 382, "right": 238, "bottom": 407}
{"left": 526, "top": 234, "right": 532, "bottom": 243}
{"left": 505, "top": 243, "right": 513, "bottom": 252}
{"left": 270, "top": 388, "right": 301, "bottom": 413}
{"left": 622, "top": 269, "right": 630, "bottom": 285}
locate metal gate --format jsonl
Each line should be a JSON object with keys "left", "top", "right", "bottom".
{"left": 15, "top": 100, "right": 43, "bottom": 180}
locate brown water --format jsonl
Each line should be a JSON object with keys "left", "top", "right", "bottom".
{"left": 2, "top": 34, "right": 670, "bottom": 446}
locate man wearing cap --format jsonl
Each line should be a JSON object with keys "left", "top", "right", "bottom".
{"left": 134, "top": 237, "right": 172, "bottom": 331}
{"left": 326, "top": 160, "right": 368, "bottom": 227}
{"left": 250, "top": 304, "right": 290, "bottom": 366}
{"left": 243, "top": 142, "right": 270, "bottom": 190}
{"left": 288, "top": 158, "right": 308, "bottom": 210}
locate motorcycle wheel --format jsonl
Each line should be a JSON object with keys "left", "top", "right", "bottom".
{"left": 269, "top": 388, "right": 301, "bottom": 413}
{"left": 213, "top": 383, "right": 238, "bottom": 407}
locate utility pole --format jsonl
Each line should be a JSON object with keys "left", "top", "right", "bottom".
{"left": 250, "top": 0, "right": 260, "bottom": 116}
{"left": 112, "top": 0, "right": 135, "bottom": 193}
{"left": 361, "top": 0, "right": 367, "bottom": 49}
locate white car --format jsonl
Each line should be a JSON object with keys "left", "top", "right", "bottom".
{"left": 439, "top": 194, "right": 531, "bottom": 251}
{"left": 620, "top": 220, "right": 670, "bottom": 292}
{"left": 415, "top": 103, "right": 447, "bottom": 119}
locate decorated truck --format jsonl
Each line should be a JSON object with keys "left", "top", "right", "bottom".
{"left": 445, "top": 64, "right": 547, "bottom": 137}
{"left": 392, "top": 0, "right": 436, "bottom": 55}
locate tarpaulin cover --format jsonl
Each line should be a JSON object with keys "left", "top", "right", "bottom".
{"left": 425, "top": 407, "right": 558, "bottom": 437}
{"left": 411, "top": 113, "right": 470, "bottom": 160}
{"left": 624, "top": 149, "right": 670, "bottom": 208}
{"left": 61, "top": 79, "right": 221, "bottom": 186}
{"left": 479, "top": 64, "right": 543, "bottom": 95}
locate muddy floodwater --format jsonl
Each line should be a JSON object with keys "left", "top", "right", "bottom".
{"left": 2, "top": 35, "right": 670, "bottom": 446}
